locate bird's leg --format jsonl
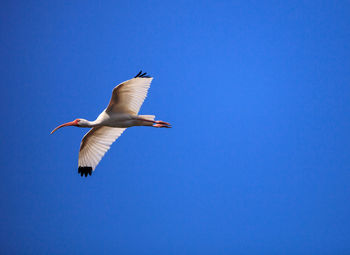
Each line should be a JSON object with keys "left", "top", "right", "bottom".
{"left": 153, "top": 120, "right": 171, "bottom": 128}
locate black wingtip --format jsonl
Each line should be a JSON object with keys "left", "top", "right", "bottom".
{"left": 78, "top": 166, "right": 92, "bottom": 177}
{"left": 134, "top": 70, "right": 151, "bottom": 78}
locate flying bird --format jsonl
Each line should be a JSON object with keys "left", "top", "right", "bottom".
{"left": 51, "top": 71, "right": 171, "bottom": 177}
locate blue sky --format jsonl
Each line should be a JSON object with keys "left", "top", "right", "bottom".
{"left": 1, "top": 0, "right": 350, "bottom": 254}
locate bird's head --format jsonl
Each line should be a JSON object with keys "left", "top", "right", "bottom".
{"left": 50, "top": 118, "right": 88, "bottom": 134}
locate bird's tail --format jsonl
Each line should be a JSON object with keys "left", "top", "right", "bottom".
{"left": 137, "top": 115, "right": 156, "bottom": 126}
{"left": 139, "top": 115, "right": 155, "bottom": 121}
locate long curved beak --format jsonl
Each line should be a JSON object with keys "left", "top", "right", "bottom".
{"left": 51, "top": 121, "right": 77, "bottom": 134}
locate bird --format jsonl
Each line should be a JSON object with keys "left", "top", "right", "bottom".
{"left": 51, "top": 71, "right": 171, "bottom": 177}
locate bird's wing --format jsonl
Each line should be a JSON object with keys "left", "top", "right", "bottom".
{"left": 106, "top": 71, "right": 153, "bottom": 115}
{"left": 78, "top": 126, "right": 126, "bottom": 176}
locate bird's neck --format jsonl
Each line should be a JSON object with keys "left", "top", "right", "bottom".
{"left": 80, "top": 112, "right": 108, "bottom": 128}
{"left": 80, "top": 119, "right": 101, "bottom": 128}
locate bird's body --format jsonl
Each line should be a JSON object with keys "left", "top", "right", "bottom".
{"left": 78, "top": 112, "right": 155, "bottom": 128}
{"left": 51, "top": 71, "right": 170, "bottom": 177}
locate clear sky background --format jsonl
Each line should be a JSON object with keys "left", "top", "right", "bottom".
{"left": 1, "top": 0, "right": 350, "bottom": 254}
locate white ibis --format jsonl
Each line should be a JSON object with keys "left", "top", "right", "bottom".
{"left": 51, "top": 71, "right": 171, "bottom": 177}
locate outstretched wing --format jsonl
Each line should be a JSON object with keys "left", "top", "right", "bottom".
{"left": 106, "top": 71, "right": 153, "bottom": 115}
{"left": 78, "top": 126, "right": 126, "bottom": 177}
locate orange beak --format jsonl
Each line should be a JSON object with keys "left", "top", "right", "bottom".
{"left": 50, "top": 120, "right": 78, "bottom": 134}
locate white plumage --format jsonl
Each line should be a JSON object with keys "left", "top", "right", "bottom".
{"left": 51, "top": 71, "right": 171, "bottom": 177}
{"left": 78, "top": 127, "right": 126, "bottom": 170}
{"left": 106, "top": 76, "right": 153, "bottom": 115}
